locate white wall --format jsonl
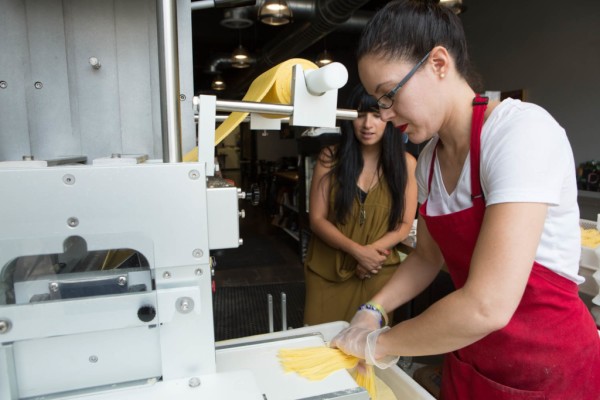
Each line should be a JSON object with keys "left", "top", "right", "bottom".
{"left": 462, "top": 0, "right": 600, "bottom": 166}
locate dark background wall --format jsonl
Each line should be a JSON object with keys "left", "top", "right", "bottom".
{"left": 461, "top": 0, "right": 600, "bottom": 166}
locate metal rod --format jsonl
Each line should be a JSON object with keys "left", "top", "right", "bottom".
{"left": 267, "top": 294, "right": 274, "bottom": 333}
{"left": 214, "top": 99, "right": 358, "bottom": 120}
{"left": 281, "top": 292, "right": 287, "bottom": 331}
{"left": 190, "top": 0, "right": 215, "bottom": 10}
{"left": 157, "top": 0, "right": 183, "bottom": 163}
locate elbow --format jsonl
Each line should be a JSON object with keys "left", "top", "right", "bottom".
{"left": 467, "top": 294, "right": 515, "bottom": 334}
{"left": 476, "top": 304, "right": 514, "bottom": 333}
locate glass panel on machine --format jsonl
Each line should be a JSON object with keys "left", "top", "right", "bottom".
{"left": 0, "top": 236, "right": 151, "bottom": 305}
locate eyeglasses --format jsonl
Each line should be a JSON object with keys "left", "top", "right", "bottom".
{"left": 376, "top": 51, "right": 432, "bottom": 110}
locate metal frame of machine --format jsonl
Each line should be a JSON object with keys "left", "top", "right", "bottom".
{"left": 0, "top": 1, "right": 435, "bottom": 399}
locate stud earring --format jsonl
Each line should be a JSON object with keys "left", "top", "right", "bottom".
{"left": 440, "top": 73, "right": 446, "bottom": 78}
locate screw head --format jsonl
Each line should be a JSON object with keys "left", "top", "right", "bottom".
{"left": 0, "top": 319, "right": 11, "bottom": 334}
{"left": 188, "top": 170, "right": 200, "bottom": 180}
{"left": 49, "top": 282, "right": 59, "bottom": 293}
{"left": 117, "top": 276, "right": 127, "bottom": 286}
{"left": 163, "top": 271, "right": 172, "bottom": 279}
{"left": 67, "top": 217, "right": 79, "bottom": 227}
{"left": 34, "top": 81, "right": 43, "bottom": 89}
{"left": 192, "top": 249, "right": 203, "bottom": 258}
{"left": 63, "top": 174, "right": 76, "bottom": 185}
{"left": 0, "top": 81, "right": 7, "bottom": 89}
{"left": 177, "top": 297, "right": 194, "bottom": 314}
{"left": 89, "top": 355, "right": 99, "bottom": 363}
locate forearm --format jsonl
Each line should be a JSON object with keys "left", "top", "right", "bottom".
{"left": 378, "top": 288, "right": 499, "bottom": 357}
{"left": 371, "top": 250, "right": 442, "bottom": 313}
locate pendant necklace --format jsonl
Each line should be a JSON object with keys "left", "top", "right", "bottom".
{"left": 358, "top": 167, "right": 379, "bottom": 227}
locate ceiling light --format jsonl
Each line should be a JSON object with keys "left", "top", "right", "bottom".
{"left": 211, "top": 74, "right": 226, "bottom": 91}
{"left": 316, "top": 50, "right": 334, "bottom": 67}
{"left": 439, "top": 0, "right": 466, "bottom": 14}
{"left": 258, "top": 0, "right": 292, "bottom": 26}
{"left": 232, "top": 44, "right": 249, "bottom": 61}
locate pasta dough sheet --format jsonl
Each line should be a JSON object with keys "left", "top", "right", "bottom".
{"left": 581, "top": 227, "right": 600, "bottom": 248}
{"left": 278, "top": 346, "right": 398, "bottom": 399}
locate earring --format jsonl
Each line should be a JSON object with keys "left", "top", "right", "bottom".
{"left": 440, "top": 72, "right": 446, "bottom": 78}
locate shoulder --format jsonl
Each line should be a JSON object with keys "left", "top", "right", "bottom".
{"left": 483, "top": 99, "right": 566, "bottom": 145}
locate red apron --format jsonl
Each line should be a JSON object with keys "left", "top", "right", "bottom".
{"left": 420, "top": 96, "right": 600, "bottom": 399}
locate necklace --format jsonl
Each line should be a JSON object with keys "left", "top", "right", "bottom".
{"left": 357, "top": 167, "right": 379, "bottom": 226}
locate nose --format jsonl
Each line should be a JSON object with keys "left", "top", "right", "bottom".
{"left": 362, "top": 113, "right": 376, "bottom": 127}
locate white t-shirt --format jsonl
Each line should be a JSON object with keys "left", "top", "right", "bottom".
{"left": 417, "top": 98, "right": 582, "bottom": 283}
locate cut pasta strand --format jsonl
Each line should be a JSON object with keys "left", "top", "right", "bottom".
{"left": 278, "top": 346, "right": 378, "bottom": 398}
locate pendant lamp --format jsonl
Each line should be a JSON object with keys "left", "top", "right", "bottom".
{"left": 258, "top": 0, "right": 292, "bottom": 26}
{"left": 211, "top": 74, "right": 226, "bottom": 91}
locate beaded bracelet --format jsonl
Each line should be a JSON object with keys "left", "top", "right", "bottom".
{"left": 358, "top": 301, "right": 389, "bottom": 327}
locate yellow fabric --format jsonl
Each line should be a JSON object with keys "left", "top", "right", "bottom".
{"left": 303, "top": 180, "right": 400, "bottom": 325}
{"left": 278, "top": 346, "right": 384, "bottom": 399}
{"left": 183, "top": 58, "right": 318, "bottom": 161}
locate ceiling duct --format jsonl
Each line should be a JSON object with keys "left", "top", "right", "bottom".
{"left": 225, "top": 0, "right": 371, "bottom": 97}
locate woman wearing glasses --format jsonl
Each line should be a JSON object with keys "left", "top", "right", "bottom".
{"left": 303, "top": 84, "right": 418, "bottom": 326}
{"left": 331, "top": 1, "right": 600, "bottom": 399}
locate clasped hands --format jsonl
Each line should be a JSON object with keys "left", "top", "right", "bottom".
{"left": 329, "top": 309, "right": 399, "bottom": 369}
{"left": 354, "top": 244, "right": 390, "bottom": 280}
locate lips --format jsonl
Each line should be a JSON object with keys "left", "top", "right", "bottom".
{"left": 397, "top": 124, "right": 408, "bottom": 133}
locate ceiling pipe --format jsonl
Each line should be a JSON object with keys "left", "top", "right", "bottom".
{"left": 224, "top": 0, "right": 371, "bottom": 97}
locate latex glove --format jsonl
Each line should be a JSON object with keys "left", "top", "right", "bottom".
{"left": 330, "top": 326, "right": 371, "bottom": 360}
{"left": 349, "top": 308, "right": 382, "bottom": 331}
{"left": 365, "top": 327, "right": 399, "bottom": 369}
{"left": 331, "top": 326, "right": 399, "bottom": 369}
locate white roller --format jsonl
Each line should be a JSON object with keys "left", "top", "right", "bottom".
{"left": 304, "top": 62, "right": 349, "bottom": 95}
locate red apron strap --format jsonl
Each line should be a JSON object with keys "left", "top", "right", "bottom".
{"left": 470, "top": 95, "right": 488, "bottom": 200}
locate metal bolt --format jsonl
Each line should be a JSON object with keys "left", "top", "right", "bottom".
{"left": 89, "top": 57, "right": 101, "bottom": 70}
{"left": 0, "top": 81, "right": 7, "bottom": 89}
{"left": 117, "top": 276, "right": 127, "bottom": 286}
{"left": 239, "top": 209, "right": 246, "bottom": 218}
{"left": 195, "top": 268, "right": 203, "bottom": 276}
{"left": 192, "top": 249, "right": 203, "bottom": 258}
{"left": 188, "top": 377, "right": 201, "bottom": 388}
{"left": 176, "top": 297, "right": 194, "bottom": 314}
{"left": 180, "top": 94, "right": 186, "bottom": 101}
{"left": 163, "top": 271, "right": 171, "bottom": 279}
{"left": 49, "top": 282, "right": 59, "bottom": 293}
{"left": 34, "top": 81, "right": 43, "bottom": 89}
{"left": 188, "top": 170, "right": 200, "bottom": 180}
{"left": 67, "top": 217, "right": 79, "bottom": 228}
{"left": 0, "top": 319, "right": 11, "bottom": 334}
{"left": 63, "top": 174, "right": 75, "bottom": 185}
{"left": 89, "top": 355, "right": 98, "bottom": 363}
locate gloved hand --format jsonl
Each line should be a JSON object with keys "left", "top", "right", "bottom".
{"left": 349, "top": 308, "right": 382, "bottom": 331}
{"left": 330, "top": 326, "right": 399, "bottom": 369}
{"left": 329, "top": 326, "right": 371, "bottom": 360}
{"left": 365, "top": 327, "right": 400, "bottom": 369}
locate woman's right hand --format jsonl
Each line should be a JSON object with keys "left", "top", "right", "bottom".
{"left": 352, "top": 244, "right": 388, "bottom": 278}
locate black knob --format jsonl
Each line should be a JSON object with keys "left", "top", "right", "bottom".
{"left": 137, "top": 305, "right": 157, "bottom": 323}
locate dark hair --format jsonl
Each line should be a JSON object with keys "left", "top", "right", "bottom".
{"left": 322, "top": 84, "right": 408, "bottom": 231}
{"left": 357, "top": 0, "right": 482, "bottom": 91}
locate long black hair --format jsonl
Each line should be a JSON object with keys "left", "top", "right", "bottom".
{"left": 357, "top": 0, "right": 482, "bottom": 91}
{"left": 321, "top": 84, "right": 408, "bottom": 231}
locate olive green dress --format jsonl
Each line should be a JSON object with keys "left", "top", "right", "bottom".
{"left": 303, "top": 180, "right": 402, "bottom": 325}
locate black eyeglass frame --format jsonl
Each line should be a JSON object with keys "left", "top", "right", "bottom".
{"left": 376, "top": 50, "right": 432, "bottom": 110}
